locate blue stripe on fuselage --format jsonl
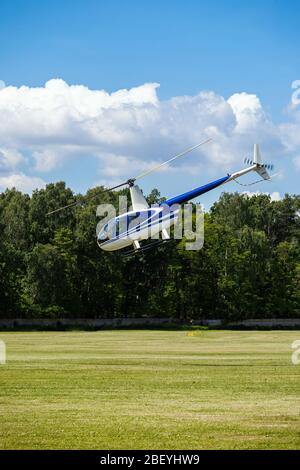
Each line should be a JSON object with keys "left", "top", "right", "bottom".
{"left": 99, "top": 212, "right": 177, "bottom": 247}
{"left": 164, "top": 175, "right": 230, "bottom": 206}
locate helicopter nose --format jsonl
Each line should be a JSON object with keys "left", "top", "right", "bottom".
{"left": 98, "top": 231, "right": 108, "bottom": 241}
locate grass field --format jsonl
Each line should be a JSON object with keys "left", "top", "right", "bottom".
{"left": 0, "top": 330, "right": 300, "bottom": 449}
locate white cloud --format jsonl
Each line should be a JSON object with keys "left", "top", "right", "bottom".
{"left": 228, "top": 92, "right": 266, "bottom": 131}
{"left": 269, "top": 191, "right": 281, "bottom": 201}
{"left": 294, "top": 155, "right": 300, "bottom": 170}
{"left": 32, "top": 149, "right": 61, "bottom": 172}
{"left": 0, "top": 173, "right": 46, "bottom": 193}
{"left": 0, "top": 78, "right": 298, "bottom": 194}
{"left": 0, "top": 148, "right": 25, "bottom": 170}
{"left": 279, "top": 89, "right": 300, "bottom": 159}
{"left": 243, "top": 191, "right": 281, "bottom": 201}
{"left": 280, "top": 121, "right": 300, "bottom": 153}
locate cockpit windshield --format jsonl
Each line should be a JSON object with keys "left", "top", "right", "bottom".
{"left": 98, "top": 218, "right": 121, "bottom": 241}
{"left": 127, "top": 213, "right": 140, "bottom": 228}
{"left": 98, "top": 210, "right": 156, "bottom": 242}
{"left": 98, "top": 223, "right": 109, "bottom": 241}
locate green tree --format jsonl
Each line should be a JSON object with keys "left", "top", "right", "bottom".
{"left": 26, "top": 244, "right": 68, "bottom": 316}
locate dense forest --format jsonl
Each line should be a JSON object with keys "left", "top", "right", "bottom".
{"left": 0, "top": 182, "right": 299, "bottom": 320}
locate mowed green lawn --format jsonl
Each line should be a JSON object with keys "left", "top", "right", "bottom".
{"left": 0, "top": 330, "right": 300, "bottom": 449}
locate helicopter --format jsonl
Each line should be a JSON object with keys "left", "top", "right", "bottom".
{"left": 48, "top": 141, "right": 274, "bottom": 255}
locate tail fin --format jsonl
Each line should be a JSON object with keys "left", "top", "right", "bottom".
{"left": 253, "top": 144, "right": 262, "bottom": 165}
{"left": 253, "top": 144, "right": 271, "bottom": 180}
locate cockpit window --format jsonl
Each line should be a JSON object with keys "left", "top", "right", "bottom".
{"left": 99, "top": 211, "right": 155, "bottom": 241}
{"left": 98, "top": 223, "right": 109, "bottom": 241}
{"left": 127, "top": 213, "right": 140, "bottom": 228}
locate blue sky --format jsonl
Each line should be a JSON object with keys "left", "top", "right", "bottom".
{"left": 0, "top": 0, "right": 299, "bottom": 208}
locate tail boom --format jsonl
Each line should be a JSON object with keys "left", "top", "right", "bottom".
{"left": 164, "top": 144, "right": 271, "bottom": 206}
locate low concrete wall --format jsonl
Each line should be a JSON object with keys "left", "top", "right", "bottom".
{"left": 0, "top": 317, "right": 299, "bottom": 329}
{"left": 0, "top": 317, "right": 183, "bottom": 329}
{"left": 227, "top": 318, "right": 300, "bottom": 328}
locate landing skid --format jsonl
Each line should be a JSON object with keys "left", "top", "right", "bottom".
{"left": 121, "top": 239, "right": 173, "bottom": 258}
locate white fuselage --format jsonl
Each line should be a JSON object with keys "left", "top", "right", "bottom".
{"left": 97, "top": 205, "right": 179, "bottom": 251}
{"left": 97, "top": 147, "right": 268, "bottom": 253}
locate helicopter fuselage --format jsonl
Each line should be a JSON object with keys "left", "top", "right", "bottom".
{"left": 97, "top": 205, "right": 179, "bottom": 251}
{"left": 96, "top": 143, "right": 271, "bottom": 253}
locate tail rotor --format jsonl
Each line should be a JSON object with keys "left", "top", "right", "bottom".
{"left": 243, "top": 157, "right": 274, "bottom": 171}
{"left": 243, "top": 144, "right": 274, "bottom": 180}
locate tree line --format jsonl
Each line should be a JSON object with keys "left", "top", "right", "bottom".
{"left": 0, "top": 182, "right": 299, "bottom": 320}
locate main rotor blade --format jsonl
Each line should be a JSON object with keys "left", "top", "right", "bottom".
{"left": 47, "top": 138, "right": 212, "bottom": 216}
{"left": 133, "top": 138, "right": 212, "bottom": 181}
{"left": 46, "top": 180, "right": 129, "bottom": 215}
